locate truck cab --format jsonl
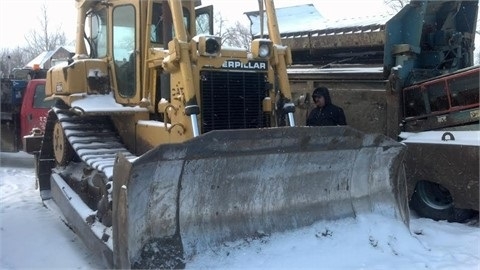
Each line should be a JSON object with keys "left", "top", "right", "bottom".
{"left": 21, "top": 79, "right": 55, "bottom": 152}
{"left": 0, "top": 78, "right": 53, "bottom": 153}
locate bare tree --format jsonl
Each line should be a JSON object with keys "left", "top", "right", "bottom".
{"left": 384, "top": 0, "right": 410, "bottom": 14}
{"left": 213, "top": 12, "right": 230, "bottom": 45}
{"left": 23, "top": 4, "right": 67, "bottom": 60}
{"left": 0, "top": 47, "right": 30, "bottom": 77}
{"left": 214, "top": 12, "right": 252, "bottom": 50}
{"left": 223, "top": 22, "right": 252, "bottom": 50}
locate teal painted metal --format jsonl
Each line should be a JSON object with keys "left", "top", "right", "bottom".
{"left": 384, "top": 0, "right": 479, "bottom": 88}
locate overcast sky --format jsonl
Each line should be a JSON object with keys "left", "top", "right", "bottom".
{"left": 0, "top": 0, "right": 389, "bottom": 50}
{"left": 0, "top": 0, "right": 76, "bottom": 49}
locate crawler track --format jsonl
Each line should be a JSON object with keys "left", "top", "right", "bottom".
{"left": 53, "top": 107, "right": 137, "bottom": 179}
{"left": 34, "top": 104, "right": 142, "bottom": 268}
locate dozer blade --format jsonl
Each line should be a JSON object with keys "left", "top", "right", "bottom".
{"left": 112, "top": 126, "right": 408, "bottom": 269}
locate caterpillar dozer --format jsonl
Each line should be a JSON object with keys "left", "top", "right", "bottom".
{"left": 30, "top": 0, "right": 409, "bottom": 268}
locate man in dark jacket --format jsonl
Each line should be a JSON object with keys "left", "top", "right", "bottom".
{"left": 306, "top": 87, "right": 347, "bottom": 126}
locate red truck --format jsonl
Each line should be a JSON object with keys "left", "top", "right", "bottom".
{"left": 1, "top": 78, "right": 53, "bottom": 153}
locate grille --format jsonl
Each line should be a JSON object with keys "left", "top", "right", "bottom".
{"left": 200, "top": 70, "right": 269, "bottom": 133}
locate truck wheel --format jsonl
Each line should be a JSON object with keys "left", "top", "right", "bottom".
{"left": 410, "top": 180, "right": 477, "bottom": 223}
{"left": 410, "top": 180, "right": 455, "bottom": 221}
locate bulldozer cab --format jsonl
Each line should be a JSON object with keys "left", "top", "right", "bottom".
{"left": 86, "top": 1, "right": 213, "bottom": 100}
{"left": 46, "top": 0, "right": 295, "bottom": 154}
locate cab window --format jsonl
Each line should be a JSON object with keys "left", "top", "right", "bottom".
{"left": 196, "top": 12, "right": 211, "bottom": 35}
{"left": 195, "top": 5, "right": 213, "bottom": 35}
{"left": 150, "top": 2, "right": 164, "bottom": 44}
{"left": 33, "top": 84, "right": 55, "bottom": 109}
{"left": 448, "top": 74, "right": 479, "bottom": 107}
{"left": 403, "top": 86, "right": 427, "bottom": 117}
{"left": 86, "top": 7, "right": 107, "bottom": 58}
{"left": 113, "top": 5, "right": 136, "bottom": 98}
{"left": 151, "top": 4, "right": 191, "bottom": 44}
{"left": 426, "top": 82, "right": 449, "bottom": 112}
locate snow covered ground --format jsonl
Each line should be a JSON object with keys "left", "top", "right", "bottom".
{"left": 0, "top": 151, "right": 479, "bottom": 269}
{"left": 0, "top": 152, "right": 103, "bottom": 269}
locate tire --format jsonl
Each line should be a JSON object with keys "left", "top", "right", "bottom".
{"left": 452, "top": 208, "right": 478, "bottom": 223}
{"left": 410, "top": 180, "right": 476, "bottom": 223}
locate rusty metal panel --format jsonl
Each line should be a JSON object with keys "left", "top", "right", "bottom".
{"left": 330, "top": 89, "right": 387, "bottom": 135}
{"left": 403, "top": 141, "right": 479, "bottom": 210}
{"left": 403, "top": 107, "right": 480, "bottom": 132}
{"left": 283, "top": 36, "right": 311, "bottom": 50}
{"left": 288, "top": 67, "right": 389, "bottom": 135}
{"left": 309, "top": 32, "right": 385, "bottom": 49}
{"left": 283, "top": 32, "right": 385, "bottom": 51}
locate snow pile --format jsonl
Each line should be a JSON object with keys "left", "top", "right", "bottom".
{"left": 400, "top": 130, "right": 480, "bottom": 146}
{"left": 70, "top": 92, "right": 148, "bottom": 113}
{"left": 187, "top": 214, "right": 479, "bottom": 269}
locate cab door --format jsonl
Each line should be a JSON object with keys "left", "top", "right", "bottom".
{"left": 20, "top": 80, "right": 54, "bottom": 139}
{"left": 110, "top": 1, "right": 141, "bottom": 105}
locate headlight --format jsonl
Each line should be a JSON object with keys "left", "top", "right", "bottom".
{"left": 196, "top": 35, "right": 222, "bottom": 56}
{"left": 258, "top": 44, "right": 270, "bottom": 58}
{"left": 205, "top": 38, "right": 221, "bottom": 55}
{"left": 251, "top": 39, "right": 273, "bottom": 59}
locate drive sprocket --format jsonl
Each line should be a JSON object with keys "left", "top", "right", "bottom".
{"left": 53, "top": 121, "right": 74, "bottom": 166}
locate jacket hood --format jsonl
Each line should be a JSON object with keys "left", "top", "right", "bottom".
{"left": 312, "top": 87, "right": 332, "bottom": 105}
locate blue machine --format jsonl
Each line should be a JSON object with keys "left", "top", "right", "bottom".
{"left": 384, "top": 0, "right": 479, "bottom": 87}
{"left": 11, "top": 79, "right": 28, "bottom": 106}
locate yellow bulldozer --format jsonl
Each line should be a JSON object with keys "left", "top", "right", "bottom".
{"left": 28, "top": 0, "right": 409, "bottom": 268}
